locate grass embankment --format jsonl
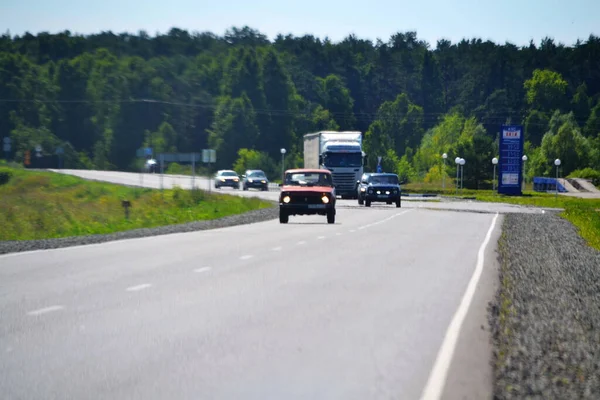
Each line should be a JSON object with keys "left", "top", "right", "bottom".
{"left": 0, "top": 167, "right": 273, "bottom": 241}
{"left": 403, "top": 182, "right": 600, "bottom": 250}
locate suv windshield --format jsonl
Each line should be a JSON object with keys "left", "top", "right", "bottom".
{"left": 324, "top": 152, "right": 362, "bottom": 168}
{"left": 369, "top": 175, "right": 399, "bottom": 185}
{"left": 285, "top": 172, "right": 332, "bottom": 187}
{"left": 220, "top": 171, "right": 237, "bottom": 177}
{"left": 248, "top": 171, "right": 266, "bottom": 178}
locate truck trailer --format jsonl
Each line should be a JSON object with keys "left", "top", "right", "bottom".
{"left": 303, "top": 131, "right": 366, "bottom": 199}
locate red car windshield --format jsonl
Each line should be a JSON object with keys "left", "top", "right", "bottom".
{"left": 285, "top": 172, "right": 332, "bottom": 187}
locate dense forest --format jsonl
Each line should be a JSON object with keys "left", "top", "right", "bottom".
{"left": 1, "top": 26, "right": 600, "bottom": 187}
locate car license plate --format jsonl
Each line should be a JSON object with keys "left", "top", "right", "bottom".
{"left": 308, "top": 204, "right": 326, "bottom": 209}
{"left": 377, "top": 194, "right": 388, "bottom": 198}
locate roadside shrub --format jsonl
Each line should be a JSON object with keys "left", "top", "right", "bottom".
{"left": 0, "top": 168, "right": 14, "bottom": 185}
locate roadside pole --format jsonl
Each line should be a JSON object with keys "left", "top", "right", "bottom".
{"left": 160, "top": 154, "right": 164, "bottom": 191}
{"left": 192, "top": 157, "right": 196, "bottom": 190}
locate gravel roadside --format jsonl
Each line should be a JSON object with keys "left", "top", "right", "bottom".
{"left": 489, "top": 212, "right": 600, "bottom": 399}
{"left": 0, "top": 205, "right": 278, "bottom": 255}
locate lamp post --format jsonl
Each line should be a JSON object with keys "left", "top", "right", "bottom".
{"left": 492, "top": 157, "right": 498, "bottom": 193}
{"left": 454, "top": 157, "right": 461, "bottom": 195}
{"left": 280, "top": 148, "right": 286, "bottom": 183}
{"left": 554, "top": 158, "right": 561, "bottom": 198}
{"left": 442, "top": 153, "right": 448, "bottom": 191}
{"left": 459, "top": 158, "right": 466, "bottom": 192}
{"left": 522, "top": 155, "right": 528, "bottom": 192}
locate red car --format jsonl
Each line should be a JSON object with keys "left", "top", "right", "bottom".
{"left": 279, "top": 169, "right": 336, "bottom": 224}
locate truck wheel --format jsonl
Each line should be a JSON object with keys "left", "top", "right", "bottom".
{"left": 279, "top": 211, "right": 289, "bottom": 224}
{"left": 327, "top": 210, "right": 335, "bottom": 224}
{"left": 243, "top": 185, "right": 248, "bottom": 191}
{"left": 396, "top": 198, "right": 401, "bottom": 208}
{"left": 358, "top": 197, "right": 364, "bottom": 205}
{"left": 365, "top": 200, "right": 371, "bottom": 207}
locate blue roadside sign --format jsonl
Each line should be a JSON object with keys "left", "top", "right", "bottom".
{"left": 498, "top": 124, "right": 524, "bottom": 195}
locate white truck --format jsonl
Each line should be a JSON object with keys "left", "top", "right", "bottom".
{"left": 303, "top": 131, "right": 365, "bottom": 199}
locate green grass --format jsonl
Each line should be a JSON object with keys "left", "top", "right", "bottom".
{"left": 0, "top": 167, "right": 273, "bottom": 241}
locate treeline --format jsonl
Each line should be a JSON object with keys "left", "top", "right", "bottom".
{"left": 1, "top": 26, "right": 599, "bottom": 186}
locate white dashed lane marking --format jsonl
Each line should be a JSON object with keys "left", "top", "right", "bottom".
{"left": 126, "top": 283, "right": 152, "bottom": 292}
{"left": 272, "top": 246, "right": 282, "bottom": 251}
{"left": 27, "top": 305, "right": 64, "bottom": 316}
{"left": 239, "top": 255, "right": 254, "bottom": 260}
{"left": 194, "top": 267, "right": 211, "bottom": 273}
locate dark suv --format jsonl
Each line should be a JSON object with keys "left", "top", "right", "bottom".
{"left": 357, "top": 173, "right": 401, "bottom": 207}
{"left": 241, "top": 170, "right": 269, "bottom": 191}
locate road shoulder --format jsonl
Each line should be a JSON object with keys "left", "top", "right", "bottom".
{"left": 441, "top": 213, "right": 503, "bottom": 400}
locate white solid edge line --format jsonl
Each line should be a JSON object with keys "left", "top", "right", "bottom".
{"left": 419, "top": 212, "right": 500, "bottom": 400}
{"left": 126, "top": 283, "right": 152, "bottom": 292}
{"left": 27, "top": 305, "right": 64, "bottom": 316}
{"left": 272, "top": 246, "right": 282, "bottom": 251}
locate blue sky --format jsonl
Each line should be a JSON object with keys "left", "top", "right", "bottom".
{"left": 1, "top": 0, "right": 598, "bottom": 48}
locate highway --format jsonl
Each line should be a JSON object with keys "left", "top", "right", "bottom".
{"left": 0, "top": 170, "right": 546, "bottom": 399}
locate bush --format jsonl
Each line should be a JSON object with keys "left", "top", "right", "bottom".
{"left": 0, "top": 168, "right": 13, "bottom": 185}
{"left": 567, "top": 168, "right": 600, "bottom": 187}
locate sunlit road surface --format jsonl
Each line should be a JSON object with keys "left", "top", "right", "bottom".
{"left": 0, "top": 169, "right": 550, "bottom": 399}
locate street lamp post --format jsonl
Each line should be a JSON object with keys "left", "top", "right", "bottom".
{"left": 280, "top": 148, "right": 287, "bottom": 183}
{"left": 522, "top": 155, "right": 528, "bottom": 192}
{"left": 492, "top": 157, "right": 498, "bottom": 193}
{"left": 459, "top": 158, "right": 466, "bottom": 192}
{"left": 442, "top": 153, "right": 448, "bottom": 191}
{"left": 454, "top": 157, "right": 461, "bottom": 195}
{"left": 554, "top": 158, "right": 561, "bottom": 198}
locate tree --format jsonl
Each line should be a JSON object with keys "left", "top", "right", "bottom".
{"left": 571, "top": 83, "right": 592, "bottom": 124}
{"left": 232, "top": 148, "right": 278, "bottom": 179}
{"left": 539, "top": 112, "right": 592, "bottom": 176}
{"left": 316, "top": 74, "right": 356, "bottom": 130}
{"left": 524, "top": 110, "right": 550, "bottom": 146}
{"left": 523, "top": 69, "right": 568, "bottom": 113}
{"left": 207, "top": 94, "right": 259, "bottom": 168}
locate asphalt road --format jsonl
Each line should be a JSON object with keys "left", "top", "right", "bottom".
{"left": 0, "top": 169, "right": 546, "bottom": 399}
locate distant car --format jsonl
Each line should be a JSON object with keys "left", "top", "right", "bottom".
{"left": 214, "top": 170, "right": 240, "bottom": 189}
{"left": 145, "top": 159, "right": 158, "bottom": 173}
{"left": 279, "top": 169, "right": 336, "bottom": 224}
{"left": 357, "top": 173, "right": 401, "bottom": 207}
{"left": 241, "top": 169, "right": 269, "bottom": 191}
{"left": 356, "top": 172, "right": 373, "bottom": 204}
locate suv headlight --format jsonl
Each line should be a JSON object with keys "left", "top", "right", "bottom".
{"left": 282, "top": 195, "right": 291, "bottom": 203}
{"left": 360, "top": 187, "right": 366, "bottom": 192}
{"left": 321, "top": 195, "right": 329, "bottom": 204}
{"left": 248, "top": 179, "right": 253, "bottom": 183}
